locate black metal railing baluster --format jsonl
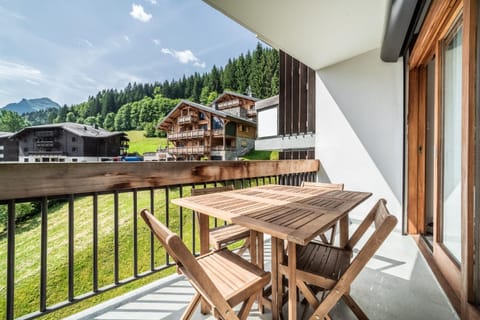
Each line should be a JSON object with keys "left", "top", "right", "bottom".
{"left": 191, "top": 184, "right": 196, "bottom": 254}
{"left": 150, "top": 189, "right": 155, "bottom": 271}
{"left": 114, "top": 191, "right": 119, "bottom": 284}
{"left": 179, "top": 186, "right": 183, "bottom": 240}
{"left": 133, "top": 190, "right": 138, "bottom": 277}
{"left": 68, "top": 195, "right": 75, "bottom": 301}
{"left": 93, "top": 193, "right": 98, "bottom": 292}
{"left": 7, "top": 200, "right": 15, "bottom": 320}
{"left": 40, "top": 197, "right": 48, "bottom": 312}
{"left": 165, "top": 187, "right": 170, "bottom": 265}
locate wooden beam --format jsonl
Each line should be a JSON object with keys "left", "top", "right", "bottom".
{"left": 407, "top": 67, "right": 420, "bottom": 234}
{"left": 0, "top": 160, "right": 320, "bottom": 201}
{"left": 462, "top": 0, "right": 477, "bottom": 313}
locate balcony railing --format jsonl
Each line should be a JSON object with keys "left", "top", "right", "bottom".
{"left": 217, "top": 99, "right": 240, "bottom": 109}
{"left": 167, "top": 146, "right": 210, "bottom": 155}
{"left": 0, "top": 160, "right": 318, "bottom": 319}
{"left": 167, "top": 129, "right": 208, "bottom": 140}
{"left": 211, "top": 146, "right": 236, "bottom": 152}
{"left": 247, "top": 109, "right": 257, "bottom": 116}
{"left": 177, "top": 115, "right": 197, "bottom": 125}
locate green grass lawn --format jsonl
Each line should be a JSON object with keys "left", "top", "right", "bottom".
{"left": 240, "top": 150, "right": 279, "bottom": 160}
{"left": 125, "top": 130, "right": 168, "bottom": 155}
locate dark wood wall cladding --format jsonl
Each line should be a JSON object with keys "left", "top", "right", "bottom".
{"left": 279, "top": 149, "right": 315, "bottom": 160}
{"left": 279, "top": 51, "right": 316, "bottom": 136}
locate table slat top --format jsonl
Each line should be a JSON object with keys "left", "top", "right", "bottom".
{"left": 172, "top": 185, "right": 371, "bottom": 245}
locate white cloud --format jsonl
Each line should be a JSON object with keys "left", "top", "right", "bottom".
{"left": 130, "top": 4, "right": 152, "bottom": 22}
{"left": 152, "top": 39, "right": 161, "bottom": 46}
{"left": 124, "top": 35, "right": 131, "bottom": 42}
{"left": 25, "top": 79, "right": 40, "bottom": 85}
{"left": 78, "top": 39, "right": 94, "bottom": 48}
{"left": 0, "top": 60, "right": 42, "bottom": 80}
{"left": 146, "top": 0, "right": 157, "bottom": 4}
{"left": 0, "top": 5, "right": 26, "bottom": 21}
{"left": 161, "top": 48, "right": 206, "bottom": 68}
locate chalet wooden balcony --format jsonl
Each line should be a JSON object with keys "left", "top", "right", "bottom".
{"left": 0, "top": 160, "right": 318, "bottom": 319}
{"left": 167, "top": 145, "right": 209, "bottom": 155}
{"left": 211, "top": 146, "right": 236, "bottom": 152}
{"left": 177, "top": 114, "right": 197, "bottom": 125}
{"left": 217, "top": 98, "right": 240, "bottom": 109}
{"left": 247, "top": 108, "right": 257, "bottom": 116}
{"left": 167, "top": 129, "right": 208, "bottom": 140}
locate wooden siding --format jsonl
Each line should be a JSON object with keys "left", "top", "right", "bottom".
{"left": 279, "top": 149, "right": 315, "bottom": 160}
{"left": 279, "top": 51, "right": 316, "bottom": 136}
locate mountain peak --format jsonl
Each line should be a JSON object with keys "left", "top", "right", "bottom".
{"left": 2, "top": 98, "right": 61, "bottom": 114}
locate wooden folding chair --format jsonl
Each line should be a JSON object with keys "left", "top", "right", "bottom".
{"left": 301, "top": 181, "right": 345, "bottom": 245}
{"left": 191, "top": 186, "right": 251, "bottom": 255}
{"left": 290, "top": 199, "right": 397, "bottom": 319}
{"left": 140, "top": 209, "right": 271, "bottom": 320}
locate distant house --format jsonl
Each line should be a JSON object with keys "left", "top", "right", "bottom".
{"left": 10, "top": 122, "right": 128, "bottom": 163}
{"left": 209, "top": 91, "right": 258, "bottom": 120}
{"left": 0, "top": 132, "right": 19, "bottom": 162}
{"left": 158, "top": 95, "right": 257, "bottom": 161}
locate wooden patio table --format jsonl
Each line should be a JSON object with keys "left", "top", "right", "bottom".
{"left": 172, "top": 184, "right": 371, "bottom": 320}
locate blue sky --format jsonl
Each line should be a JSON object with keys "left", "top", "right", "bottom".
{"left": 0, "top": 0, "right": 259, "bottom": 107}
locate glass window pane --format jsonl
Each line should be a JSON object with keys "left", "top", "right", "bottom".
{"left": 442, "top": 25, "right": 462, "bottom": 263}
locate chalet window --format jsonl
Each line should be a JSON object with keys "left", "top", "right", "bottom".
{"left": 35, "top": 159, "right": 40, "bottom": 163}
{"left": 72, "top": 158, "right": 78, "bottom": 162}
{"left": 72, "top": 147, "right": 77, "bottom": 153}
{"left": 23, "top": 147, "right": 28, "bottom": 152}
{"left": 24, "top": 158, "right": 29, "bottom": 162}
{"left": 72, "top": 137, "right": 76, "bottom": 142}
{"left": 199, "top": 112, "right": 205, "bottom": 120}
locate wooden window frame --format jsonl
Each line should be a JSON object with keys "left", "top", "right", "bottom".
{"left": 407, "top": 0, "right": 478, "bottom": 317}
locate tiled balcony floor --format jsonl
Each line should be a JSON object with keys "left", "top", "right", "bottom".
{"left": 67, "top": 229, "right": 459, "bottom": 320}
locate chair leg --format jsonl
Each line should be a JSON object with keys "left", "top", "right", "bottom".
{"left": 181, "top": 292, "right": 201, "bottom": 320}
{"left": 342, "top": 294, "right": 369, "bottom": 320}
{"left": 238, "top": 294, "right": 257, "bottom": 320}
{"left": 237, "top": 237, "right": 250, "bottom": 256}
{"left": 329, "top": 223, "right": 337, "bottom": 245}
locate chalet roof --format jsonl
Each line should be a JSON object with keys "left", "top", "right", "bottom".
{"left": 209, "top": 91, "right": 258, "bottom": 107}
{"left": 255, "top": 95, "right": 279, "bottom": 111}
{"left": 0, "top": 131, "right": 14, "bottom": 138}
{"left": 158, "top": 99, "right": 256, "bottom": 130}
{"left": 10, "top": 122, "right": 126, "bottom": 139}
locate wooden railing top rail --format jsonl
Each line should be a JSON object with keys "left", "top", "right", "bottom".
{"left": 0, "top": 160, "right": 319, "bottom": 201}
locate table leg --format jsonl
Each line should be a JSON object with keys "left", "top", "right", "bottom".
{"left": 288, "top": 241, "right": 297, "bottom": 320}
{"left": 198, "top": 213, "right": 210, "bottom": 314}
{"left": 257, "top": 232, "right": 265, "bottom": 313}
{"left": 339, "top": 215, "right": 349, "bottom": 247}
{"left": 271, "top": 238, "right": 279, "bottom": 320}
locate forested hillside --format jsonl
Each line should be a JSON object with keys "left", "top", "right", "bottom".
{"left": 11, "top": 43, "right": 279, "bottom": 135}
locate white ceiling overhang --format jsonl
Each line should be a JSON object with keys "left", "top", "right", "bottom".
{"left": 203, "top": 0, "right": 389, "bottom": 70}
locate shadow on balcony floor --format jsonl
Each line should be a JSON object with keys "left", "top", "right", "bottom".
{"left": 67, "top": 230, "right": 458, "bottom": 320}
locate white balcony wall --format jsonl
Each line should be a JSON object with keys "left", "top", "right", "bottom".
{"left": 315, "top": 48, "right": 403, "bottom": 225}
{"left": 257, "top": 107, "right": 278, "bottom": 138}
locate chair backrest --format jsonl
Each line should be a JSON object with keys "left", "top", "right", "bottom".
{"left": 346, "top": 198, "right": 397, "bottom": 251}
{"left": 301, "top": 181, "right": 344, "bottom": 190}
{"left": 140, "top": 209, "right": 234, "bottom": 318}
{"left": 191, "top": 185, "right": 234, "bottom": 196}
{"left": 311, "top": 199, "right": 397, "bottom": 319}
